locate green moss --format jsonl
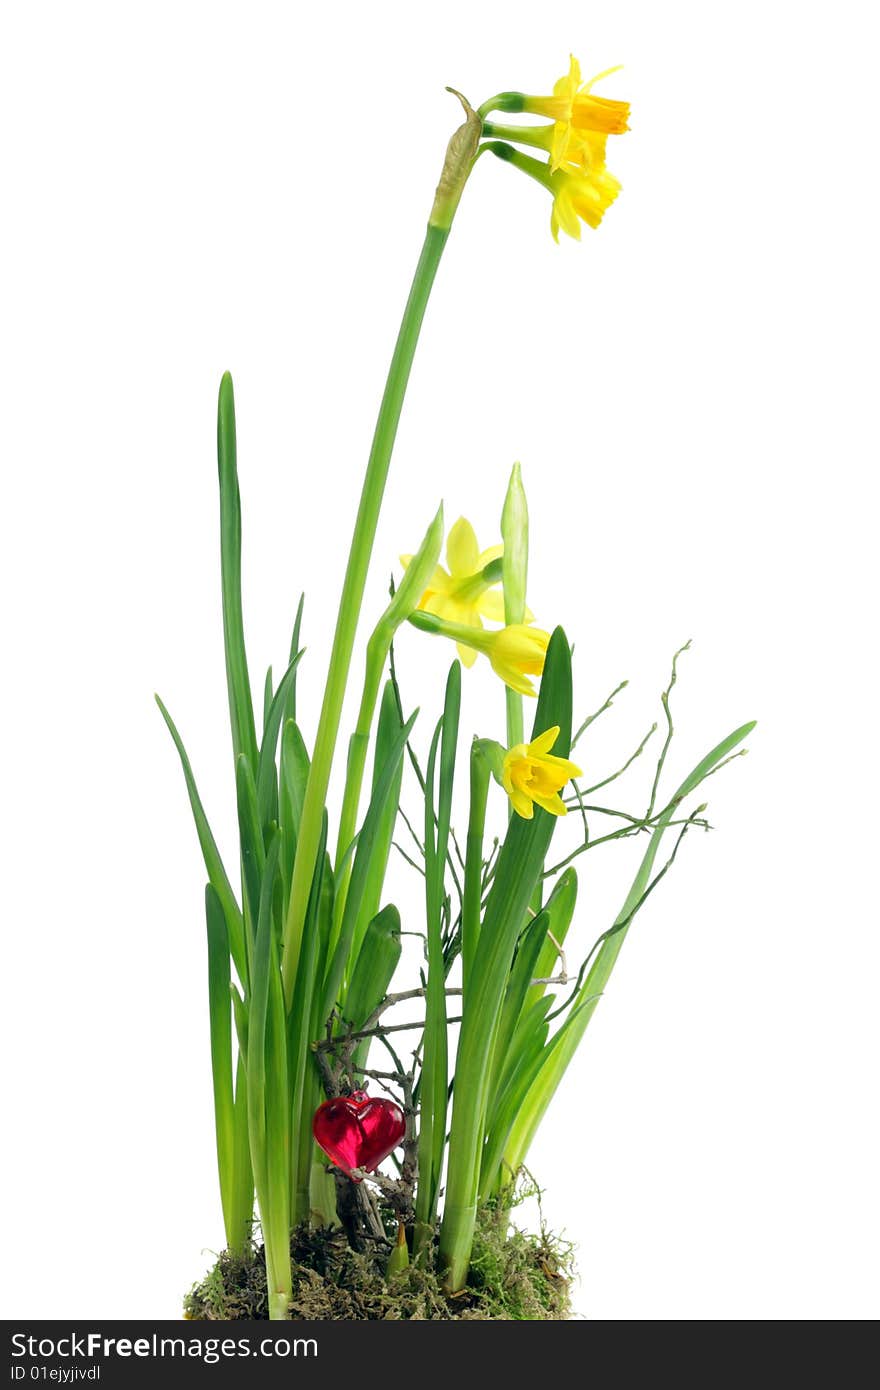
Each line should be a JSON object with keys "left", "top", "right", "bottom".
{"left": 185, "top": 1206, "right": 574, "bottom": 1321}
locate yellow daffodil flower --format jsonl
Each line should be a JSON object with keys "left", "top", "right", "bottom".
{"left": 482, "top": 129, "right": 622, "bottom": 241}
{"left": 407, "top": 611, "right": 551, "bottom": 696}
{"left": 502, "top": 725, "right": 582, "bottom": 819}
{"left": 523, "top": 56, "right": 630, "bottom": 168}
{"left": 486, "top": 623, "right": 549, "bottom": 695}
{"left": 402, "top": 516, "right": 531, "bottom": 667}
{"left": 549, "top": 160, "right": 622, "bottom": 241}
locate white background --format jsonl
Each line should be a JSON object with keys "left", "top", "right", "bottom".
{"left": 2, "top": 1, "right": 877, "bottom": 1321}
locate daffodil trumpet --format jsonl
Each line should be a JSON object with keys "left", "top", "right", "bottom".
{"left": 478, "top": 728, "right": 583, "bottom": 820}
{"left": 478, "top": 56, "right": 630, "bottom": 136}
{"left": 161, "top": 56, "right": 755, "bottom": 1323}
{"left": 408, "top": 609, "right": 551, "bottom": 696}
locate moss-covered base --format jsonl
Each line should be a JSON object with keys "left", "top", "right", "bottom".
{"left": 185, "top": 1207, "right": 574, "bottom": 1320}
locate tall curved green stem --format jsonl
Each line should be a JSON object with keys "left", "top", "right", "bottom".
{"left": 279, "top": 96, "right": 481, "bottom": 1008}
{"left": 280, "top": 224, "right": 448, "bottom": 1004}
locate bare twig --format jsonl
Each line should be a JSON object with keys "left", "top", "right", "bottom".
{"left": 545, "top": 808, "right": 703, "bottom": 1023}
{"left": 579, "top": 721, "right": 657, "bottom": 797}
{"left": 647, "top": 640, "right": 691, "bottom": 818}
{"left": 571, "top": 678, "right": 628, "bottom": 750}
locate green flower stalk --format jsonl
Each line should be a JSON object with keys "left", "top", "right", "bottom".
{"left": 280, "top": 99, "right": 481, "bottom": 1006}
{"left": 501, "top": 461, "right": 529, "bottom": 753}
{"left": 333, "top": 505, "right": 444, "bottom": 903}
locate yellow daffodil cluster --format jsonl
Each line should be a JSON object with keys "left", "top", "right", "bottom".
{"left": 479, "top": 54, "right": 630, "bottom": 241}
{"left": 402, "top": 517, "right": 521, "bottom": 667}
{"left": 404, "top": 515, "right": 550, "bottom": 696}
{"left": 524, "top": 56, "right": 629, "bottom": 166}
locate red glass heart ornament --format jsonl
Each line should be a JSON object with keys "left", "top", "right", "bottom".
{"left": 312, "top": 1090, "right": 406, "bottom": 1180}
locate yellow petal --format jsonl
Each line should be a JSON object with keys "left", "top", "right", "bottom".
{"left": 425, "top": 564, "right": 453, "bottom": 594}
{"left": 509, "top": 788, "right": 534, "bottom": 819}
{"left": 456, "top": 642, "right": 479, "bottom": 668}
{"left": 549, "top": 122, "right": 569, "bottom": 172}
{"left": 475, "top": 589, "right": 506, "bottom": 622}
{"left": 424, "top": 592, "right": 452, "bottom": 620}
{"left": 476, "top": 544, "right": 504, "bottom": 569}
{"left": 541, "top": 754, "right": 583, "bottom": 780}
{"left": 446, "top": 517, "right": 480, "bottom": 577}
{"left": 528, "top": 726, "right": 560, "bottom": 757}
{"left": 498, "top": 666, "right": 537, "bottom": 697}
{"left": 552, "top": 53, "right": 580, "bottom": 105}
{"left": 532, "top": 791, "right": 567, "bottom": 817}
{"left": 552, "top": 188, "right": 583, "bottom": 241}
{"left": 583, "top": 64, "right": 625, "bottom": 95}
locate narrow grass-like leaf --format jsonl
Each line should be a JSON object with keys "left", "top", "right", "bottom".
{"left": 320, "top": 709, "right": 418, "bottom": 1024}
{"left": 217, "top": 372, "right": 258, "bottom": 772}
{"left": 346, "top": 682, "right": 406, "bottom": 972}
{"left": 205, "top": 884, "right": 235, "bottom": 1244}
{"left": 498, "top": 993, "right": 552, "bottom": 1105}
{"left": 155, "top": 696, "right": 247, "bottom": 984}
{"left": 256, "top": 650, "right": 304, "bottom": 833}
{"left": 345, "top": 905, "right": 402, "bottom": 1033}
{"left": 485, "top": 907, "right": 549, "bottom": 1116}
{"left": 283, "top": 594, "right": 305, "bottom": 728}
{"left": 461, "top": 744, "right": 490, "bottom": 989}
{"left": 416, "top": 662, "right": 460, "bottom": 1240}
{"left": 246, "top": 838, "right": 277, "bottom": 1207}
{"left": 439, "top": 627, "right": 572, "bottom": 1289}
{"left": 229, "top": 1055, "right": 254, "bottom": 1254}
{"left": 231, "top": 983, "right": 248, "bottom": 1064}
{"left": 246, "top": 835, "right": 291, "bottom": 1317}
{"left": 279, "top": 719, "right": 311, "bottom": 897}
{"left": 502, "top": 720, "right": 757, "bottom": 1180}
{"left": 527, "top": 867, "right": 578, "bottom": 1010}
{"left": 262, "top": 666, "right": 274, "bottom": 737}
{"left": 482, "top": 995, "right": 593, "bottom": 1199}
{"left": 236, "top": 753, "right": 264, "bottom": 964}
{"left": 287, "top": 814, "right": 329, "bottom": 1223}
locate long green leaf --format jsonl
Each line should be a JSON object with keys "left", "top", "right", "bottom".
{"left": 217, "top": 372, "right": 258, "bottom": 772}
{"left": 279, "top": 719, "right": 311, "bottom": 898}
{"left": 283, "top": 593, "right": 305, "bottom": 728}
{"left": 347, "top": 682, "right": 406, "bottom": 971}
{"left": 503, "top": 719, "right": 757, "bottom": 1179}
{"left": 439, "top": 626, "right": 572, "bottom": 1288}
{"left": 205, "top": 884, "right": 235, "bottom": 1243}
{"left": 484, "top": 907, "right": 550, "bottom": 1120}
{"left": 288, "top": 815, "right": 329, "bottom": 1223}
{"left": 236, "top": 753, "right": 264, "bottom": 966}
{"left": 246, "top": 835, "right": 291, "bottom": 1312}
{"left": 257, "top": 650, "right": 304, "bottom": 832}
{"left": 482, "top": 995, "right": 593, "bottom": 1198}
{"left": 527, "top": 866, "right": 578, "bottom": 1010}
{"left": 229, "top": 1055, "right": 254, "bottom": 1253}
{"left": 320, "top": 708, "right": 418, "bottom": 1023}
{"left": 231, "top": 983, "right": 248, "bottom": 1064}
{"left": 416, "top": 663, "right": 461, "bottom": 1240}
{"left": 155, "top": 695, "right": 246, "bottom": 983}
{"left": 345, "top": 905, "right": 402, "bottom": 1034}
